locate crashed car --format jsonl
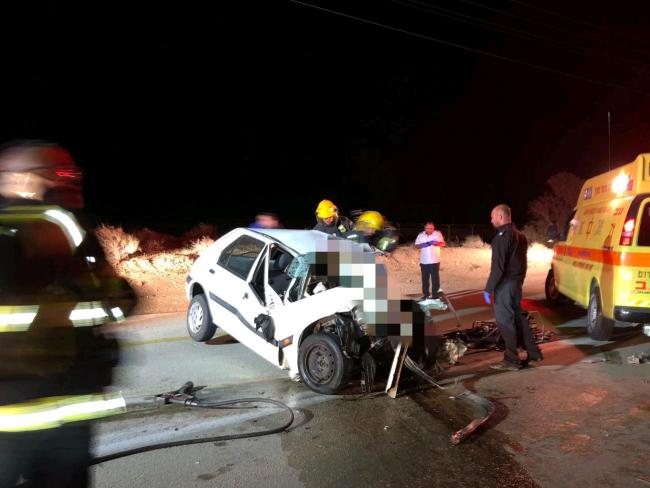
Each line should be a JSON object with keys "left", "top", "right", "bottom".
{"left": 185, "top": 228, "right": 417, "bottom": 394}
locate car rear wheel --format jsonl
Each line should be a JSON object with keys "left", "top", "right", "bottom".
{"left": 545, "top": 269, "right": 561, "bottom": 303}
{"left": 587, "top": 286, "right": 615, "bottom": 340}
{"left": 298, "top": 332, "right": 352, "bottom": 395}
{"left": 187, "top": 294, "right": 217, "bottom": 342}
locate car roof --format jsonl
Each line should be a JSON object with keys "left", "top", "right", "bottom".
{"left": 249, "top": 229, "right": 367, "bottom": 255}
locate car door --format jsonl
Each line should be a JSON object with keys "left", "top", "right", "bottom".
{"left": 264, "top": 245, "right": 299, "bottom": 345}
{"left": 208, "top": 234, "right": 278, "bottom": 366}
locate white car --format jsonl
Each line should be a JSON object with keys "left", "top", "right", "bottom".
{"left": 185, "top": 228, "right": 394, "bottom": 394}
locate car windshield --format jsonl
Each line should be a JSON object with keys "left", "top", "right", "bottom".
{"left": 287, "top": 255, "right": 309, "bottom": 279}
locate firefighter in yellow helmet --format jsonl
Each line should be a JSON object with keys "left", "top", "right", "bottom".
{"left": 0, "top": 141, "right": 129, "bottom": 487}
{"left": 313, "top": 199, "right": 353, "bottom": 237}
{"left": 346, "top": 210, "right": 398, "bottom": 253}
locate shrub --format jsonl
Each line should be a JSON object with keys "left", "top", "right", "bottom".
{"left": 181, "top": 223, "right": 217, "bottom": 246}
{"left": 95, "top": 225, "right": 140, "bottom": 264}
{"left": 462, "top": 234, "right": 488, "bottom": 249}
{"left": 134, "top": 228, "right": 180, "bottom": 254}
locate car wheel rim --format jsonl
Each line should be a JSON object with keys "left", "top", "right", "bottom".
{"left": 189, "top": 301, "right": 204, "bottom": 333}
{"left": 306, "top": 344, "right": 335, "bottom": 384}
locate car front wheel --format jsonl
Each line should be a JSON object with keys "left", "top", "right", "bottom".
{"left": 187, "top": 294, "right": 216, "bottom": 342}
{"left": 298, "top": 332, "right": 352, "bottom": 395}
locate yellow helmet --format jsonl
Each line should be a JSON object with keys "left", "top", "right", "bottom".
{"left": 316, "top": 199, "right": 338, "bottom": 219}
{"left": 354, "top": 210, "right": 384, "bottom": 232}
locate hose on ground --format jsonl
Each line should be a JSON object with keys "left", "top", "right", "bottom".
{"left": 91, "top": 382, "right": 294, "bottom": 465}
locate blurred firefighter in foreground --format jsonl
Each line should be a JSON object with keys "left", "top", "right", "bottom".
{"left": 345, "top": 210, "right": 398, "bottom": 253}
{"left": 313, "top": 199, "right": 353, "bottom": 237}
{"left": 0, "top": 142, "right": 130, "bottom": 487}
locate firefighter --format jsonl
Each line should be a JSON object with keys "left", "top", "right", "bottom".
{"left": 313, "top": 199, "right": 353, "bottom": 237}
{"left": 0, "top": 142, "right": 126, "bottom": 487}
{"left": 345, "top": 210, "right": 398, "bottom": 253}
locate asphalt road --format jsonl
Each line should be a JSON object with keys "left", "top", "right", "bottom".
{"left": 90, "top": 281, "right": 650, "bottom": 487}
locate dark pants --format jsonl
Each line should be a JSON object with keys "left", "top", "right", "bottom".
{"left": 0, "top": 423, "right": 90, "bottom": 487}
{"left": 420, "top": 263, "right": 440, "bottom": 298}
{"left": 493, "top": 280, "right": 541, "bottom": 365}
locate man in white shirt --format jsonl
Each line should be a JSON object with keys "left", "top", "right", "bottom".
{"left": 414, "top": 222, "right": 446, "bottom": 300}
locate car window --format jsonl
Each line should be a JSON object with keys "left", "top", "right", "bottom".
{"left": 637, "top": 202, "right": 650, "bottom": 246}
{"left": 287, "top": 255, "right": 309, "bottom": 279}
{"left": 218, "top": 235, "right": 265, "bottom": 280}
{"left": 563, "top": 212, "right": 575, "bottom": 241}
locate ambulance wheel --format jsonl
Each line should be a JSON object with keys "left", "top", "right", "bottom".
{"left": 587, "top": 286, "right": 615, "bottom": 340}
{"left": 545, "top": 269, "right": 561, "bottom": 303}
{"left": 187, "top": 294, "right": 216, "bottom": 342}
{"left": 298, "top": 332, "right": 352, "bottom": 395}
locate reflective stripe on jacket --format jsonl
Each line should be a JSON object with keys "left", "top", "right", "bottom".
{"left": 0, "top": 392, "right": 126, "bottom": 432}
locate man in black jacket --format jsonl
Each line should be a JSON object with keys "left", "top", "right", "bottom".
{"left": 484, "top": 204, "right": 543, "bottom": 370}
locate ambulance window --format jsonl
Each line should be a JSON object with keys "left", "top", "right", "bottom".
{"left": 637, "top": 203, "right": 650, "bottom": 246}
{"left": 563, "top": 211, "right": 575, "bottom": 240}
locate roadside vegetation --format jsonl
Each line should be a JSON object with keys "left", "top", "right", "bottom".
{"left": 95, "top": 225, "right": 552, "bottom": 314}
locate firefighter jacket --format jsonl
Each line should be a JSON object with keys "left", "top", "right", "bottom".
{"left": 0, "top": 202, "right": 125, "bottom": 431}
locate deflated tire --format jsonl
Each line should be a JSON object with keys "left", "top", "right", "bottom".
{"left": 298, "top": 332, "right": 352, "bottom": 394}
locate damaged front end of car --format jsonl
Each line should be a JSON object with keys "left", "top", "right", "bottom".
{"left": 303, "top": 308, "right": 389, "bottom": 393}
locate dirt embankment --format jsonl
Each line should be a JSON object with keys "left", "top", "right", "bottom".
{"left": 96, "top": 226, "right": 552, "bottom": 315}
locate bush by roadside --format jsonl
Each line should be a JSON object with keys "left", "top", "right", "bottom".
{"left": 95, "top": 224, "right": 215, "bottom": 314}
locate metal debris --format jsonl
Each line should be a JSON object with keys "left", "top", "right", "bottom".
{"left": 449, "top": 391, "right": 496, "bottom": 445}
{"left": 627, "top": 352, "right": 650, "bottom": 365}
{"left": 402, "top": 356, "right": 495, "bottom": 445}
{"left": 417, "top": 298, "right": 448, "bottom": 311}
{"left": 581, "top": 357, "right": 608, "bottom": 364}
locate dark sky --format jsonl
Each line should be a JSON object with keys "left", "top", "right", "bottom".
{"left": 1, "top": 1, "right": 650, "bottom": 233}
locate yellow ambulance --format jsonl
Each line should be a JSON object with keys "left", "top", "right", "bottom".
{"left": 545, "top": 153, "right": 650, "bottom": 339}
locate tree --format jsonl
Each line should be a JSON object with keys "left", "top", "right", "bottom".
{"left": 528, "top": 171, "right": 584, "bottom": 236}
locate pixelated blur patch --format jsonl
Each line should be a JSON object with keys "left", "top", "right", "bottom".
{"left": 341, "top": 276, "right": 364, "bottom": 287}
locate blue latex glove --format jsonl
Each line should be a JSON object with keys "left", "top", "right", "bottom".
{"left": 483, "top": 291, "right": 491, "bottom": 304}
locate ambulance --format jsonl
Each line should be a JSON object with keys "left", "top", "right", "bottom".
{"left": 545, "top": 153, "right": 650, "bottom": 340}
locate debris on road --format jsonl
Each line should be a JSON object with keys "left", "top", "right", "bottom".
{"left": 582, "top": 357, "right": 608, "bottom": 364}
{"left": 627, "top": 352, "right": 650, "bottom": 365}
{"left": 402, "top": 355, "right": 495, "bottom": 445}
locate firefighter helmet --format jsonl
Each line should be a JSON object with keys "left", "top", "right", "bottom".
{"left": 316, "top": 199, "right": 339, "bottom": 219}
{"left": 0, "top": 141, "right": 83, "bottom": 208}
{"left": 354, "top": 210, "right": 384, "bottom": 232}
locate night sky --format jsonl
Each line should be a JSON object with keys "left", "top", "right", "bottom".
{"left": 1, "top": 1, "right": 649, "bottom": 233}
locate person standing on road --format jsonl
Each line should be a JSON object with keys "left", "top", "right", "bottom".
{"left": 484, "top": 204, "right": 543, "bottom": 371}
{"left": 414, "top": 222, "right": 445, "bottom": 301}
